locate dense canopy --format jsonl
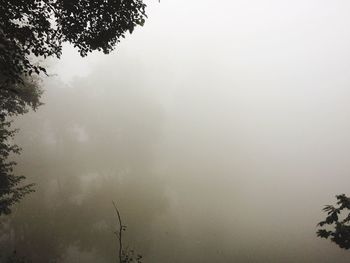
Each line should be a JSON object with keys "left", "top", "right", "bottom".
{"left": 0, "top": 0, "right": 147, "bottom": 85}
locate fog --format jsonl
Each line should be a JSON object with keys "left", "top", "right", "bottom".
{"left": 2, "top": 0, "right": 350, "bottom": 262}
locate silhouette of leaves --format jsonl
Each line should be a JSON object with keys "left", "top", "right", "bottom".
{"left": 0, "top": 0, "right": 148, "bottom": 215}
{"left": 317, "top": 194, "right": 350, "bottom": 249}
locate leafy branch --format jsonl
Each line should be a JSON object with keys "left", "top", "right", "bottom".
{"left": 317, "top": 194, "right": 350, "bottom": 249}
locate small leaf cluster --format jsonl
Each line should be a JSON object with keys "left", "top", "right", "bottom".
{"left": 317, "top": 194, "right": 350, "bottom": 249}
{"left": 122, "top": 248, "right": 143, "bottom": 263}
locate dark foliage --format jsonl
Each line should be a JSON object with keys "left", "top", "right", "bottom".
{"left": 0, "top": 77, "right": 40, "bottom": 215}
{"left": 0, "top": 0, "right": 147, "bottom": 86}
{"left": 317, "top": 194, "right": 350, "bottom": 249}
{"left": 0, "top": 0, "right": 147, "bottom": 215}
{"left": 0, "top": 121, "right": 34, "bottom": 216}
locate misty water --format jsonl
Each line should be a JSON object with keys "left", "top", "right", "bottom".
{"left": 2, "top": 0, "right": 350, "bottom": 262}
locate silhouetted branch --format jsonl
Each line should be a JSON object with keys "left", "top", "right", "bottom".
{"left": 112, "top": 201, "right": 143, "bottom": 263}
{"left": 113, "top": 201, "right": 124, "bottom": 263}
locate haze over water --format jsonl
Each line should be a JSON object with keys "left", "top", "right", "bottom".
{"left": 5, "top": 0, "right": 350, "bottom": 262}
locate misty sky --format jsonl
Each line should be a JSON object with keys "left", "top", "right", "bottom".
{"left": 7, "top": 0, "right": 350, "bottom": 262}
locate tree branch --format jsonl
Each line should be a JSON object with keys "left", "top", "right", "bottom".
{"left": 113, "top": 201, "right": 123, "bottom": 263}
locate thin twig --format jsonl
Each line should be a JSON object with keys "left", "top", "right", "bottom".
{"left": 113, "top": 201, "right": 123, "bottom": 263}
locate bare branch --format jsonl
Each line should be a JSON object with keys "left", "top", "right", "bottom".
{"left": 113, "top": 201, "right": 123, "bottom": 263}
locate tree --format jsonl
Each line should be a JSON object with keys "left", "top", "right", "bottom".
{"left": 0, "top": 0, "right": 147, "bottom": 86}
{"left": 316, "top": 194, "right": 350, "bottom": 249}
{"left": 0, "top": 76, "right": 40, "bottom": 215}
{"left": 0, "top": 0, "right": 148, "bottom": 215}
